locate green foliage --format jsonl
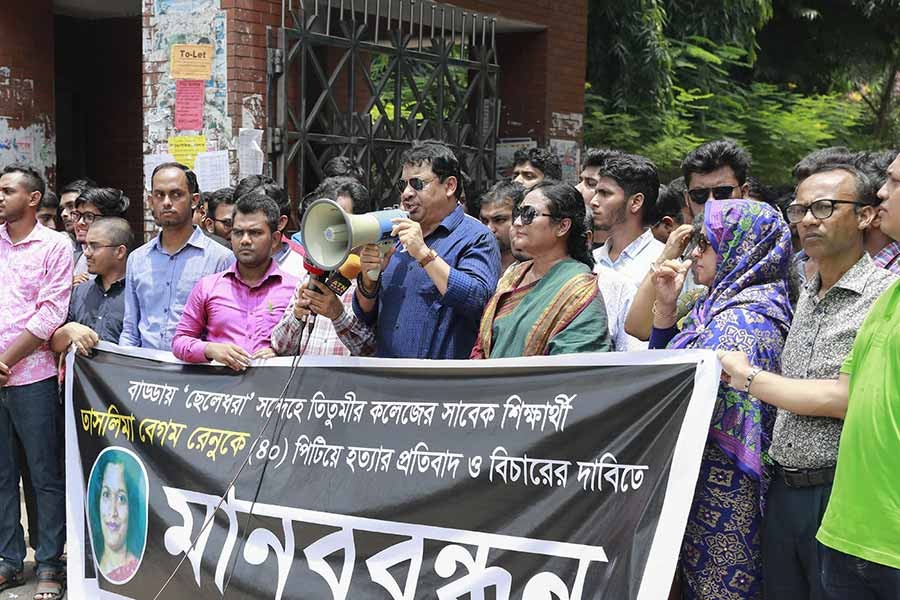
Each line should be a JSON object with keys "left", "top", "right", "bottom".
{"left": 583, "top": 1, "right": 897, "bottom": 185}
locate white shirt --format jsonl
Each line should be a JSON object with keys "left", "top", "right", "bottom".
{"left": 594, "top": 264, "right": 646, "bottom": 352}
{"left": 593, "top": 229, "right": 664, "bottom": 288}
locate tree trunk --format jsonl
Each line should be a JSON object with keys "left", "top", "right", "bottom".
{"left": 874, "top": 49, "right": 900, "bottom": 140}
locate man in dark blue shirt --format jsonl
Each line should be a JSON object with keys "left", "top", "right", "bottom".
{"left": 50, "top": 217, "right": 132, "bottom": 354}
{"left": 353, "top": 141, "right": 501, "bottom": 358}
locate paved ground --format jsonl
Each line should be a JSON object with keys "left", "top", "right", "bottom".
{"left": 0, "top": 491, "right": 56, "bottom": 600}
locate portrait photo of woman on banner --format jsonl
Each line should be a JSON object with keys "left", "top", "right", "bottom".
{"left": 87, "top": 447, "right": 149, "bottom": 585}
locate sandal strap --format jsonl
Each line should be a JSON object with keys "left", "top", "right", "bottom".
{"left": 0, "top": 561, "right": 22, "bottom": 581}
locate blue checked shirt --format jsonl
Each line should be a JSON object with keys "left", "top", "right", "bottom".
{"left": 353, "top": 204, "right": 501, "bottom": 359}
{"left": 119, "top": 226, "right": 234, "bottom": 350}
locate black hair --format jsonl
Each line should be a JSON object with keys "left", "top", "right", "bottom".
{"left": 596, "top": 152, "right": 661, "bottom": 226}
{"left": 792, "top": 147, "right": 854, "bottom": 182}
{"left": 796, "top": 161, "right": 877, "bottom": 207}
{"left": 400, "top": 140, "right": 461, "bottom": 196}
{"left": 204, "top": 187, "right": 235, "bottom": 217}
{"left": 852, "top": 149, "right": 898, "bottom": 203}
{"left": 39, "top": 190, "right": 59, "bottom": 211}
{"left": 59, "top": 177, "right": 97, "bottom": 197}
{"left": 1, "top": 164, "right": 45, "bottom": 198}
{"left": 746, "top": 176, "right": 782, "bottom": 209}
{"left": 91, "top": 217, "right": 135, "bottom": 251}
{"left": 75, "top": 187, "right": 130, "bottom": 217}
{"left": 233, "top": 191, "right": 281, "bottom": 233}
{"left": 513, "top": 147, "right": 563, "bottom": 181}
{"left": 323, "top": 156, "right": 365, "bottom": 182}
{"left": 234, "top": 175, "right": 290, "bottom": 219}
{"left": 681, "top": 139, "right": 751, "bottom": 188}
{"left": 527, "top": 181, "right": 594, "bottom": 269}
{"left": 305, "top": 176, "right": 372, "bottom": 218}
{"left": 581, "top": 148, "right": 620, "bottom": 170}
{"left": 656, "top": 178, "right": 686, "bottom": 223}
{"left": 479, "top": 180, "right": 524, "bottom": 212}
{"left": 151, "top": 162, "right": 199, "bottom": 194}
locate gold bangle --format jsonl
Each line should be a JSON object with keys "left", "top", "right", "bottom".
{"left": 652, "top": 301, "right": 677, "bottom": 319}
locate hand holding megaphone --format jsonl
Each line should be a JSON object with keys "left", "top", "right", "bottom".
{"left": 358, "top": 243, "right": 396, "bottom": 285}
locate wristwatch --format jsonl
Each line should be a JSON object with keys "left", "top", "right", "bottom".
{"left": 418, "top": 248, "right": 438, "bottom": 268}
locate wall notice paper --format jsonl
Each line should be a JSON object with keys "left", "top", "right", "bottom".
{"left": 495, "top": 138, "right": 536, "bottom": 179}
{"left": 174, "top": 80, "right": 205, "bottom": 131}
{"left": 170, "top": 44, "right": 214, "bottom": 80}
{"left": 549, "top": 138, "right": 581, "bottom": 184}
{"left": 167, "top": 135, "right": 207, "bottom": 169}
{"left": 193, "top": 150, "right": 231, "bottom": 192}
{"left": 238, "top": 128, "right": 264, "bottom": 179}
{"left": 143, "top": 152, "right": 176, "bottom": 190}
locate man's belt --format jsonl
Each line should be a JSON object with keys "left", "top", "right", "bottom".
{"left": 776, "top": 464, "right": 835, "bottom": 488}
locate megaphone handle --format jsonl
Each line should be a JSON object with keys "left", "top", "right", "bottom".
{"left": 366, "top": 246, "right": 384, "bottom": 281}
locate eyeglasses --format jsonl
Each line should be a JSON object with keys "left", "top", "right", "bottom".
{"left": 785, "top": 199, "right": 868, "bottom": 224}
{"left": 212, "top": 218, "right": 233, "bottom": 228}
{"left": 83, "top": 243, "right": 120, "bottom": 254}
{"left": 396, "top": 177, "right": 435, "bottom": 192}
{"left": 681, "top": 226, "right": 711, "bottom": 259}
{"left": 71, "top": 211, "right": 100, "bottom": 224}
{"left": 687, "top": 186, "right": 737, "bottom": 205}
{"left": 512, "top": 204, "right": 554, "bottom": 226}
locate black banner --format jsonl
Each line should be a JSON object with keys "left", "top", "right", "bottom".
{"left": 65, "top": 344, "right": 719, "bottom": 600}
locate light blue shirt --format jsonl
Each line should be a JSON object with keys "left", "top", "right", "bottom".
{"left": 593, "top": 228, "right": 664, "bottom": 287}
{"left": 120, "top": 226, "right": 233, "bottom": 350}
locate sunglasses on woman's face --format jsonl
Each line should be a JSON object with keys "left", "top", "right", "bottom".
{"left": 687, "top": 185, "right": 737, "bottom": 205}
{"left": 681, "top": 226, "right": 711, "bottom": 259}
{"left": 512, "top": 204, "right": 554, "bottom": 226}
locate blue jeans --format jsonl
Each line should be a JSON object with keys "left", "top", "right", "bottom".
{"left": 0, "top": 377, "right": 65, "bottom": 572}
{"left": 822, "top": 545, "right": 900, "bottom": 600}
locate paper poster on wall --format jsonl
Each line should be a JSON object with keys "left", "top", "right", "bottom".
{"left": 193, "top": 150, "right": 231, "bottom": 192}
{"left": 143, "top": 153, "right": 176, "bottom": 190}
{"left": 495, "top": 138, "right": 536, "bottom": 179}
{"left": 170, "top": 44, "right": 214, "bottom": 80}
{"left": 238, "top": 128, "right": 264, "bottom": 179}
{"left": 174, "top": 80, "right": 205, "bottom": 131}
{"left": 549, "top": 138, "right": 581, "bottom": 184}
{"left": 167, "top": 135, "right": 207, "bottom": 168}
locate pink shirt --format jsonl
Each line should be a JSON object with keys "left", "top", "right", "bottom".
{"left": 172, "top": 259, "right": 299, "bottom": 363}
{"left": 0, "top": 222, "right": 74, "bottom": 386}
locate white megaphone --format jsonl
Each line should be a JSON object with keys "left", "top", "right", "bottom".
{"left": 301, "top": 198, "right": 408, "bottom": 280}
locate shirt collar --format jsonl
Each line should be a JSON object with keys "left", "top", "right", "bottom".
{"left": 92, "top": 275, "right": 126, "bottom": 293}
{"left": 435, "top": 203, "right": 465, "bottom": 234}
{"left": 151, "top": 225, "right": 209, "bottom": 254}
{"left": 223, "top": 258, "right": 284, "bottom": 288}
{"left": 605, "top": 228, "right": 654, "bottom": 260}
{"left": 805, "top": 253, "right": 875, "bottom": 296}
{"left": 0, "top": 221, "right": 51, "bottom": 246}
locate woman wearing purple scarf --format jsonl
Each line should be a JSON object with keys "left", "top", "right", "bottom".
{"left": 650, "top": 199, "right": 793, "bottom": 599}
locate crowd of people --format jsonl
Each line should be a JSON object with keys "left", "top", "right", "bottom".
{"left": 0, "top": 135, "right": 898, "bottom": 600}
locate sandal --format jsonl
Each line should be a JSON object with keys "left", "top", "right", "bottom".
{"left": 34, "top": 567, "right": 66, "bottom": 600}
{"left": 0, "top": 561, "right": 24, "bottom": 592}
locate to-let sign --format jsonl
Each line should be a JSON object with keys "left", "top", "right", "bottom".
{"left": 170, "top": 44, "right": 214, "bottom": 80}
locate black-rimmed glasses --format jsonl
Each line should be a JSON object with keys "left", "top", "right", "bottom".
{"left": 71, "top": 211, "right": 100, "bottom": 224}
{"left": 785, "top": 199, "right": 868, "bottom": 224}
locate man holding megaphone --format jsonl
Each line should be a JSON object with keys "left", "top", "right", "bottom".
{"left": 271, "top": 177, "right": 378, "bottom": 356}
{"left": 352, "top": 141, "right": 501, "bottom": 359}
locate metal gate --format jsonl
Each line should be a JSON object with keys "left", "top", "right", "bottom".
{"left": 267, "top": 0, "right": 501, "bottom": 211}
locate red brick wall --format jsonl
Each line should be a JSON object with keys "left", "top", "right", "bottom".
{"left": 0, "top": 0, "right": 56, "bottom": 186}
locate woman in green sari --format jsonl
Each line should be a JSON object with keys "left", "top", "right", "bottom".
{"left": 471, "top": 181, "right": 611, "bottom": 358}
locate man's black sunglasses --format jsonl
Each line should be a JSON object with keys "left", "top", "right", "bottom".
{"left": 687, "top": 185, "right": 737, "bottom": 205}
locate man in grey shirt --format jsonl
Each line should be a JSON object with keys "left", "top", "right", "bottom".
{"left": 722, "top": 155, "right": 896, "bottom": 599}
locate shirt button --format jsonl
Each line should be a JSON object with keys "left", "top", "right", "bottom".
{"left": 163, "top": 308, "right": 168, "bottom": 313}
